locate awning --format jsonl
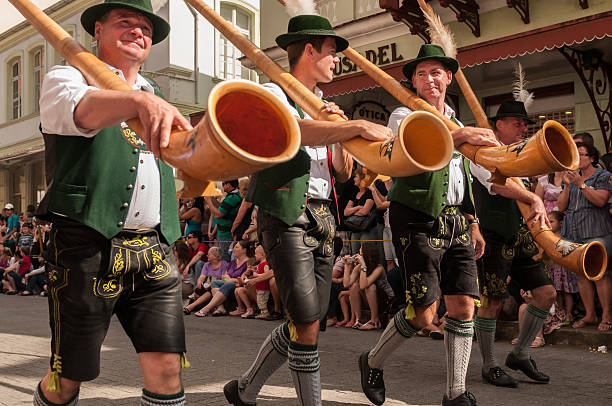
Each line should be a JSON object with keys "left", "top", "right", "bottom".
{"left": 459, "top": 10, "right": 612, "bottom": 67}
{"left": 320, "top": 11, "right": 612, "bottom": 98}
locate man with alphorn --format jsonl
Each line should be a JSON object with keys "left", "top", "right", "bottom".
{"left": 358, "top": 44, "right": 498, "bottom": 406}
{"left": 35, "top": 1, "right": 191, "bottom": 405}
{"left": 223, "top": 14, "right": 392, "bottom": 406}
{"left": 471, "top": 100, "right": 555, "bottom": 387}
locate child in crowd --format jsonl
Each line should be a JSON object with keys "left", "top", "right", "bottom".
{"left": 2, "top": 246, "right": 31, "bottom": 294}
{"left": 545, "top": 211, "right": 578, "bottom": 326}
{"left": 17, "top": 223, "right": 34, "bottom": 249}
{"left": 253, "top": 245, "right": 271, "bottom": 320}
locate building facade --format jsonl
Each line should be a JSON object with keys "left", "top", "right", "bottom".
{"left": 250, "top": 0, "right": 612, "bottom": 153}
{"left": 0, "top": 0, "right": 260, "bottom": 214}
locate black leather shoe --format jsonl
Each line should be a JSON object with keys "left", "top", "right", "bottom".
{"left": 482, "top": 366, "right": 518, "bottom": 388}
{"left": 359, "top": 351, "right": 385, "bottom": 405}
{"left": 223, "top": 380, "right": 256, "bottom": 406}
{"left": 505, "top": 352, "right": 550, "bottom": 383}
{"left": 442, "top": 391, "right": 477, "bottom": 405}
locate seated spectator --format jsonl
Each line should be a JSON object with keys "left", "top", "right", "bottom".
{"left": 183, "top": 247, "right": 229, "bottom": 314}
{"left": 346, "top": 243, "right": 389, "bottom": 330}
{"left": 20, "top": 253, "right": 47, "bottom": 296}
{"left": 327, "top": 237, "right": 349, "bottom": 327}
{"left": 194, "top": 240, "right": 250, "bottom": 317}
{"left": 174, "top": 240, "right": 193, "bottom": 306}
{"left": 232, "top": 257, "right": 258, "bottom": 318}
{"left": 185, "top": 230, "right": 209, "bottom": 276}
{"left": 3, "top": 203, "right": 19, "bottom": 252}
{"left": 0, "top": 247, "right": 13, "bottom": 271}
{"left": 234, "top": 245, "right": 279, "bottom": 320}
{"left": 2, "top": 247, "right": 31, "bottom": 294}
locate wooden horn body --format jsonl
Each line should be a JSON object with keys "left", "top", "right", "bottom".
{"left": 185, "top": 0, "right": 453, "bottom": 178}
{"left": 340, "top": 47, "right": 579, "bottom": 177}
{"left": 9, "top": 0, "right": 301, "bottom": 197}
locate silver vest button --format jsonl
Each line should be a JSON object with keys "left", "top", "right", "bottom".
{"left": 117, "top": 221, "right": 124, "bottom": 227}
{"left": 122, "top": 202, "right": 129, "bottom": 208}
{"left": 127, "top": 184, "right": 133, "bottom": 190}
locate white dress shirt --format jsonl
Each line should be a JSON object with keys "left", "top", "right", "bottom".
{"left": 262, "top": 82, "right": 332, "bottom": 199}
{"left": 387, "top": 104, "right": 465, "bottom": 205}
{"left": 40, "top": 64, "right": 161, "bottom": 228}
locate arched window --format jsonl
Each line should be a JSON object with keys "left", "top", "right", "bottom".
{"left": 218, "top": 3, "right": 253, "bottom": 80}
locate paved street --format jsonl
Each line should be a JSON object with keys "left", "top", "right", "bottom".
{"left": 1, "top": 294, "right": 610, "bottom": 405}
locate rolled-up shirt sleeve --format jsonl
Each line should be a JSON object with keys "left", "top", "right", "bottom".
{"left": 469, "top": 161, "right": 496, "bottom": 195}
{"left": 387, "top": 106, "right": 412, "bottom": 135}
{"left": 40, "top": 65, "right": 100, "bottom": 137}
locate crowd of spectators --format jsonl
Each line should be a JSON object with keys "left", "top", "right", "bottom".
{"left": 3, "top": 132, "right": 612, "bottom": 338}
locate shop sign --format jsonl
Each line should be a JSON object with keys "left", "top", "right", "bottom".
{"left": 334, "top": 42, "right": 403, "bottom": 77}
{"left": 351, "top": 101, "right": 391, "bottom": 126}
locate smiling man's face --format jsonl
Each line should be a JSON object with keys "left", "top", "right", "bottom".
{"left": 95, "top": 9, "right": 153, "bottom": 64}
{"left": 411, "top": 60, "right": 452, "bottom": 105}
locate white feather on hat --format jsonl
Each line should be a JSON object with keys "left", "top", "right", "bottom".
{"left": 284, "top": 0, "right": 318, "bottom": 17}
{"left": 512, "top": 62, "right": 535, "bottom": 112}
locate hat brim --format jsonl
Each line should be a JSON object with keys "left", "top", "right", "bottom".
{"left": 489, "top": 113, "right": 535, "bottom": 125}
{"left": 402, "top": 56, "right": 459, "bottom": 80}
{"left": 81, "top": 3, "right": 170, "bottom": 45}
{"left": 276, "top": 31, "right": 348, "bottom": 52}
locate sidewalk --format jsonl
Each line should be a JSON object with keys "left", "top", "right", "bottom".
{"left": 1, "top": 294, "right": 611, "bottom": 405}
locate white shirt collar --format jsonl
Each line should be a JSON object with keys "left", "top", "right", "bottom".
{"left": 444, "top": 103, "right": 456, "bottom": 120}
{"left": 105, "top": 63, "right": 154, "bottom": 93}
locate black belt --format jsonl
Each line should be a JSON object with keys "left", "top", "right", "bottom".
{"left": 307, "top": 197, "right": 332, "bottom": 206}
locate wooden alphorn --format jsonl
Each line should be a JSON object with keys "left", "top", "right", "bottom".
{"left": 8, "top": 0, "right": 302, "bottom": 196}
{"left": 185, "top": 0, "right": 455, "bottom": 179}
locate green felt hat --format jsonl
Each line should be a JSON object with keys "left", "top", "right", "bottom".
{"left": 81, "top": 0, "right": 170, "bottom": 45}
{"left": 490, "top": 100, "right": 535, "bottom": 124}
{"left": 275, "top": 15, "right": 348, "bottom": 52}
{"left": 402, "top": 44, "right": 459, "bottom": 80}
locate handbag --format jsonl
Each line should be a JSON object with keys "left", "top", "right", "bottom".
{"left": 343, "top": 211, "right": 377, "bottom": 232}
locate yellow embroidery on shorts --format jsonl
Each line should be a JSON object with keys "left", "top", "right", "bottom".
{"left": 112, "top": 251, "right": 124, "bottom": 275}
{"left": 122, "top": 235, "right": 150, "bottom": 248}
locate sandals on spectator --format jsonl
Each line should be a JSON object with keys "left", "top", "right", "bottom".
{"left": 344, "top": 320, "right": 356, "bottom": 328}
{"left": 352, "top": 319, "right": 363, "bottom": 329}
{"left": 194, "top": 311, "right": 209, "bottom": 317}
{"left": 229, "top": 308, "right": 246, "bottom": 316}
{"left": 598, "top": 321, "right": 612, "bottom": 331}
{"left": 334, "top": 320, "right": 347, "bottom": 327}
{"left": 359, "top": 320, "right": 381, "bottom": 330}
{"left": 572, "top": 318, "right": 598, "bottom": 329}
{"left": 212, "top": 309, "right": 228, "bottom": 317}
{"left": 183, "top": 307, "right": 192, "bottom": 315}
{"left": 241, "top": 309, "right": 254, "bottom": 318}
{"left": 19, "top": 291, "right": 33, "bottom": 296}
{"left": 5, "top": 290, "right": 17, "bottom": 295}
{"left": 531, "top": 336, "right": 545, "bottom": 348}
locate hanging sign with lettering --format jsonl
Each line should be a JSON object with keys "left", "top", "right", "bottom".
{"left": 334, "top": 42, "right": 404, "bottom": 77}
{"left": 351, "top": 101, "right": 391, "bottom": 126}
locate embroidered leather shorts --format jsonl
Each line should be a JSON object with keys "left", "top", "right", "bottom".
{"left": 389, "top": 202, "right": 480, "bottom": 309}
{"left": 45, "top": 216, "right": 185, "bottom": 382}
{"left": 477, "top": 226, "right": 552, "bottom": 299}
{"left": 258, "top": 199, "right": 335, "bottom": 324}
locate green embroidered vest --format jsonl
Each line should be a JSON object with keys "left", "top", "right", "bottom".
{"left": 388, "top": 157, "right": 475, "bottom": 218}
{"left": 39, "top": 79, "right": 181, "bottom": 243}
{"left": 472, "top": 177, "right": 522, "bottom": 240}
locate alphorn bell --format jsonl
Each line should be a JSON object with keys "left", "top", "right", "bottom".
{"left": 8, "top": 0, "right": 301, "bottom": 198}
{"left": 409, "top": 1, "right": 606, "bottom": 280}
{"left": 185, "top": 0, "right": 455, "bottom": 180}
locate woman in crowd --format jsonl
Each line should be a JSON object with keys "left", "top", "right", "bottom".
{"left": 536, "top": 171, "right": 563, "bottom": 213}
{"left": 369, "top": 179, "right": 396, "bottom": 270}
{"left": 194, "top": 240, "right": 250, "bottom": 317}
{"left": 343, "top": 243, "right": 387, "bottom": 330}
{"left": 183, "top": 247, "right": 229, "bottom": 314}
{"left": 344, "top": 167, "right": 377, "bottom": 254}
{"left": 231, "top": 257, "right": 259, "bottom": 318}
{"left": 2, "top": 247, "right": 30, "bottom": 294}
{"left": 180, "top": 197, "right": 203, "bottom": 237}
{"left": 174, "top": 240, "right": 194, "bottom": 307}
{"left": 558, "top": 142, "right": 612, "bottom": 331}
{"left": 327, "top": 237, "right": 349, "bottom": 327}
{"left": 20, "top": 253, "right": 47, "bottom": 296}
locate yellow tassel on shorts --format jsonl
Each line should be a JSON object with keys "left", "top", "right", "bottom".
{"left": 46, "top": 371, "right": 60, "bottom": 392}
{"left": 180, "top": 353, "right": 190, "bottom": 368}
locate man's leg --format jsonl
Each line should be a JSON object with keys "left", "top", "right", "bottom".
{"left": 443, "top": 295, "right": 475, "bottom": 401}
{"left": 139, "top": 352, "right": 185, "bottom": 406}
{"left": 36, "top": 374, "right": 80, "bottom": 406}
{"left": 289, "top": 321, "right": 322, "bottom": 406}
